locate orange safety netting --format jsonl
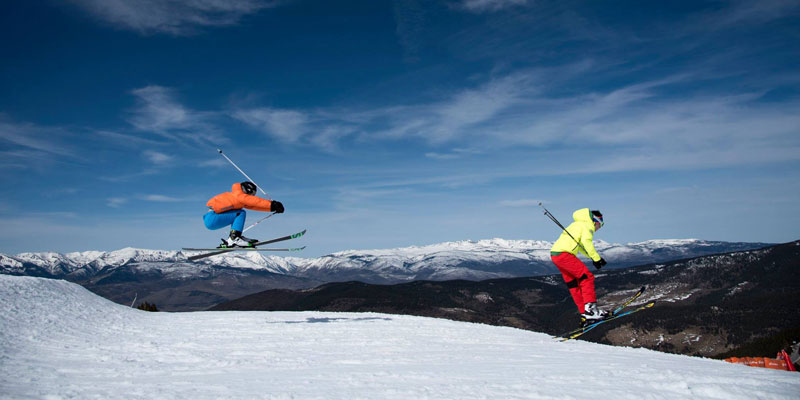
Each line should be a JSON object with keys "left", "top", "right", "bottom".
{"left": 725, "top": 350, "right": 797, "bottom": 372}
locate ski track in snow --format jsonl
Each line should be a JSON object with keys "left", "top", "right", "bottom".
{"left": 1, "top": 276, "right": 797, "bottom": 400}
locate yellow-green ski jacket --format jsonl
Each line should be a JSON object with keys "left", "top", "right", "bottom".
{"left": 550, "top": 208, "right": 602, "bottom": 261}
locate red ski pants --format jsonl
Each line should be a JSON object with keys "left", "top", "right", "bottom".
{"left": 551, "top": 252, "right": 596, "bottom": 314}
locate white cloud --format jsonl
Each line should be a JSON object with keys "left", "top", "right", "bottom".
{"left": 142, "top": 194, "right": 183, "bottom": 202}
{"left": 228, "top": 64, "right": 799, "bottom": 174}
{"left": 558, "top": 91, "right": 800, "bottom": 165}
{"left": 92, "top": 130, "right": 165, "bottom": 146}
{"left": 128, "top": 86, "right": 190, "bottom": 133}
{"left": 232, "top": 107, "right": 308, "bottom": 143}
{"left": 68, "top": 0, "right": 279, "bottom": 36}
{"left": 0, "top": 150, "right": 48, "bottom": 170}
{"left": 143, "top": 150, "right": 172, "bottom": 165}
{"left": 364, "top": 71, "right": 537, "bottom": 144}
{"left": 696, "top": 0, "right": 800, "bottom": 31}
{"left": 456, "top": 0, "right": 527, "bottom": 13}
{"left": 425, "top": 148, "right": 481, "bottom": 160}
{"left": 0, "top": 118, "right": 84, "bottom": 172}
{"left": 127, "top": 85, "right": 220, "bottom": 144}
{"left": 375, "top": 69, "right": 800, "bottom": 173}
{"left": 425, "top": 152, "right": 461, "bottom": 160}
{"left": 228, "top": 70, "right": 540, "bottom": 151}
{"left": 107, "top": 198, "right": 127, "bottom": 208}
{"left": 198, "top": 159, "right": 229, "bottom": 168}
{"left": 307, "top": 126, "right": 355, "bottom": 153}
{"left": 0, "top": 119, "right": 75, "bottom": 158}
{"left": 225, "top": 55, "right": 800, "bottom": 180}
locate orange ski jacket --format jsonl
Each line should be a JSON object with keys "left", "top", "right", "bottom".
{"left": 206, "top": 183, "right": 274, "bottom": 213}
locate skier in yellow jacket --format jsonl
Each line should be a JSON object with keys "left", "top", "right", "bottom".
{"left": 550, "top": 208, "right": 608, "bottom": 325}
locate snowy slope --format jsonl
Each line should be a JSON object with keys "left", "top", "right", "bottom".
{"left": 0, "top": 238, "right": 770, "bottom": 284}
{"left": 1, "top": 275, "right": 797, "bottom": 399}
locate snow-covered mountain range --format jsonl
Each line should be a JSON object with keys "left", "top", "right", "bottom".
{"left": 0, "top": 238, "right": 771, "bottom": 283}
{"left": 0, "top": 238, "right": 772, "bottom": 311}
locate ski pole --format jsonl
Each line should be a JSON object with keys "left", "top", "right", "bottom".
{"left": 538, "top": 202, "right": 590, "bottom": 256}
{"left": 217, "top": 148, "right": 271, "bottom": 200}
{"left": 243, "top": 212, "right": 275, "bottom": 233}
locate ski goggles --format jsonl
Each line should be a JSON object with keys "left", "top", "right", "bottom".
{"left": 592, "top": 214, "right": 604, "bottom": 228}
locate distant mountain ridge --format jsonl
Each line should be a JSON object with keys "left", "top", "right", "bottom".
{"left": 0, "top": 238, "right": 772, "bottom": 311}
{"left": 1, "top": 238, "right": 770, "bottom": 280}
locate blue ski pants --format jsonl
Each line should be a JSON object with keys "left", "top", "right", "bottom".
{"left": 203, "top": 209, "right": 246, "bottom": 232}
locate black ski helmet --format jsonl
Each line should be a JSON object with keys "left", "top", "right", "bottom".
{"left": 240, "top": 181, "right": 257, "bottom": 195}
{"left": 591, "top": 210, "right": 604, "bottom": 228}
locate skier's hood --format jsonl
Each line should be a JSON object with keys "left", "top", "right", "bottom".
{"left": 573, "top": 208, "right": 596, "bottom": 232}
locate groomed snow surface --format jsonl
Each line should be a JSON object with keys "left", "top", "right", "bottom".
{"left": 1, "top": 276, "right": 797, "bottom": 399}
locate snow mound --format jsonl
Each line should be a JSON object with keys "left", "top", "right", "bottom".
{"left": 1, "top": 275, "right": 797, "bottom": 399}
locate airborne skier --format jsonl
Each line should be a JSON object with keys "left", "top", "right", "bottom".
{"left": 204, "top": 181, "right": 285, "bottom": 248}
{"left": 549, "top": 208, "right": 608, "bottom": 326}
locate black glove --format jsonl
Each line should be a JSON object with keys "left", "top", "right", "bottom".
{"left": 271, "top": 201, "right": 284, "bottom": 214}
{"left": 593, "top": 258, "right": 607, "bottom": 270}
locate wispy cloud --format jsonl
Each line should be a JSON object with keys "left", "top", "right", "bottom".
{"left": 0, "top": 150, "right": 51, "bottom": 170}
{"left": 111, "top": 194, "right": 196, "bottom": 207}
{"left": 353, "top": 70, "right": 539, "bottom": 144}
{"left": 141, "top": 194, "right": 186, "bottom": 202}
{"left": 198, "top": 158, "right": 228, "bottom": 168}
{"left": 96, "top": 148, "right": 175, "bottom": 183}
{"left": 92, "top": 130, "right": 166, "bottom": 146}
{"left": 232, "top": 107, "right": 308, "bottom": 143}
{"left": 694, "top": 0, "right": 800, "bottom": 31}
{"left": 421, "top": 72, "right": 533, "bottom": 143}
{"left": 142, "top": 150, "right": 172, "bottom": 165}
{"left": 425, "top": 148, "right": 481, "bottom": 160}
{"left": 455, "top": 0, "right": 527, "bottom": 13}
{"left": 385, "top": 69, "right": 799, "bottom": 172}
{"left": 0, "top": 118, "right": 82, "bottom": 171}
{"left": 231, "top": 106, "right": 359, "bottom": 153}
{"left": 129, "top": 85, "right": 192, "bottom": 132}
{"left": 127, "top": 85, "right": 220, "bottom": 144}
{"left": 0, "top": 119, "right": 76, "bottom": 158}
{"left": 307, "top": 126, "right": 355, "bottom": 154}
{"left": 230, "top": 65, "right": 799, "bottom": 174}
{"left": 68, "top": 0, "right": 280, "bottom": 36}
{"left": 425, "top": 152, "right": 459, "bottom": 160}
{"left": 107, "top": 197, "right": 127, "bottom": 208}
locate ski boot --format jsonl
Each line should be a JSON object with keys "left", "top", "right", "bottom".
{"left": 580, "top": 302, "right": 609, "bottom": 327}
{"left": 218, "top": 230, "right": 258, "bottom": 248}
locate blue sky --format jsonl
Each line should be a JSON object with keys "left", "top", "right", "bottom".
{"left": 1, "top": 0, "right": 799, "bottom": 257}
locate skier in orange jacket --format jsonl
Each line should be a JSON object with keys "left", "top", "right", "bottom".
{"left": 204, "top": 182, "right": 284, "bottom": 248}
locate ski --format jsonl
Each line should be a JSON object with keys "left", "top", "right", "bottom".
{"left": 182, "top": 246, "right": 306, "bottom": 252}
{"left": 610, "top": 286, "right": 647, "bottom": 316}
{"left": 184, "top": 229, "right": 306, "bottom": 261}
{"left": 557, "top": 286, "right": 647, "bottom": 339}
{"left": 559, "top": 301, "right": 655, "bottom": 342}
